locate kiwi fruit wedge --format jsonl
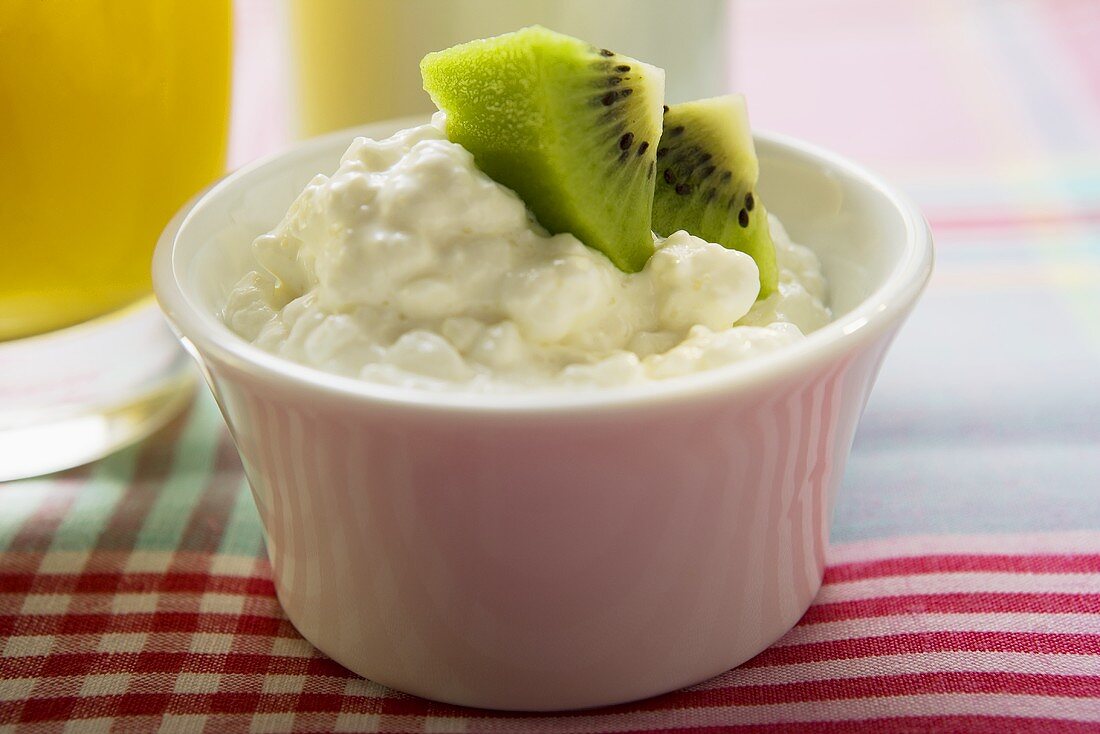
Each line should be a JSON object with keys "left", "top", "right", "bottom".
{"left": 420, "top": 26, "right": 664, "bottom": 273}
{"left": 652, "top": 95, "right": 778, "bottom": 297}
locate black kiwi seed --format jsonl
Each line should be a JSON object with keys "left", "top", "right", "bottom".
{"left": 619, "top": 132, "right": 634, "bottom": 150}
{"left": 700, "top": 164, "right": 716, "bottom": 179}
{"left": 669, "top": 125, "right": 685, "bottom": 137}
{"left": 615, "top": 64, "right": 631, "bottom": 73}
{"left": 663, "top": 169, "right": 676, "bottom": 184}
{"left": 663, "top": 104, "right": 670, "bottom": 114}
{"left": 656, "top": 147, "right": 668, "bottom": 159}
{"left": 620, "top": 88, "right": 633, "bottom": 97}
{"left": 618, "top": 150, "right": 630, "bottom": 163}
{"left": 745, "top": 192, "right": 755, "bottom": 211}
{"left": 647, "top": 161, "right": 655, "bottom": 178}
{"left": 608, "top": 77, "right": 622, "bottom": 86}
{"left": 699, "top": 152, "right": 712, "bottom": 163}
{"left": 637, "top": 141, "right": 649, "bottom": 155}
{"left": 600, "top": 48, "right": 614, "bottom": 57}
{"left": 676, "top": 183, "right": 693, "bottom": 196}
{"left": 720, "top": 171, "right": 732, "bottom": 182}
{"left": 738, "top": 208, "right": 750, "bottom": 227}
{"left": 601, "top": 91, "right": 617, "bottom": 106}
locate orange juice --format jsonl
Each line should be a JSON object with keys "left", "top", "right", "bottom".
{"left": 0, "top": 0, "right": 231, "bottom": 340}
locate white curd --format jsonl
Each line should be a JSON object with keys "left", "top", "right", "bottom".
{"left": 223, "top": 117, "right": 830, "bottom": 391}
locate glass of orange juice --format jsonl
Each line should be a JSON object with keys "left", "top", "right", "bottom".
{"left": 0, "top": 1, "right": 232, "bottom": 480}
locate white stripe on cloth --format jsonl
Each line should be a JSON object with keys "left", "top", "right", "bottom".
{"left": 778, "top": 612, "right": 1100, "bottom": 646}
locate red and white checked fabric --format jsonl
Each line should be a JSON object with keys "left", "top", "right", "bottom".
{"left": 3, "top": 523, "right": 1100, "bottom": 733}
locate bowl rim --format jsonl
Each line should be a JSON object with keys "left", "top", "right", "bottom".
{"left": 153, "top": 120, "right": 934, "bottom": 414}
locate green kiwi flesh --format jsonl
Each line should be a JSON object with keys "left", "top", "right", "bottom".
{"left": 420, "top": 26, "right": 664, "bottom": 273}
{"left": 652, "top": 95, "right": 778, "bottom": 297}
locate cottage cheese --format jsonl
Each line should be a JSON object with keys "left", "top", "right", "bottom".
{"left": 223, "top": 116, "right": 830, "bottom": 391}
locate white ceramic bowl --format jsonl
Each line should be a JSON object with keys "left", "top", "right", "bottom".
{"left": 153, "top": 118, "right": 933, "bottom": 711}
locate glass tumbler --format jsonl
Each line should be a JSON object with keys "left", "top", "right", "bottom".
{"left": 0, "top": 1, "right": 232, "bottom": 481}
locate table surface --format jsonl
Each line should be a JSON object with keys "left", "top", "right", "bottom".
{"left": 3, "top": 1, "right": 1100, "bottom": 731}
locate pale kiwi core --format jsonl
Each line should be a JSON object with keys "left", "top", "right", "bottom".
{"left": 222, "top": 119, "right": 831, "bottom": 392}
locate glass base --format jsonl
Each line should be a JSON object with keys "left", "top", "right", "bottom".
{"left": 0, "top": 298, "right": 196, "bottom": 482}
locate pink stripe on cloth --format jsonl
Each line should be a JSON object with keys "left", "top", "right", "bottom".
{"left": 804, "top": 594, "right": 1100, "bottom": 622}
{"left": 827, "top": 554, "right": 1100, "bottom": 582}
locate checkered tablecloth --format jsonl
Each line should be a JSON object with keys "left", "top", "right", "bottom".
{"left": 3, "top": 0, "right": 1100, "bottom": 731}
